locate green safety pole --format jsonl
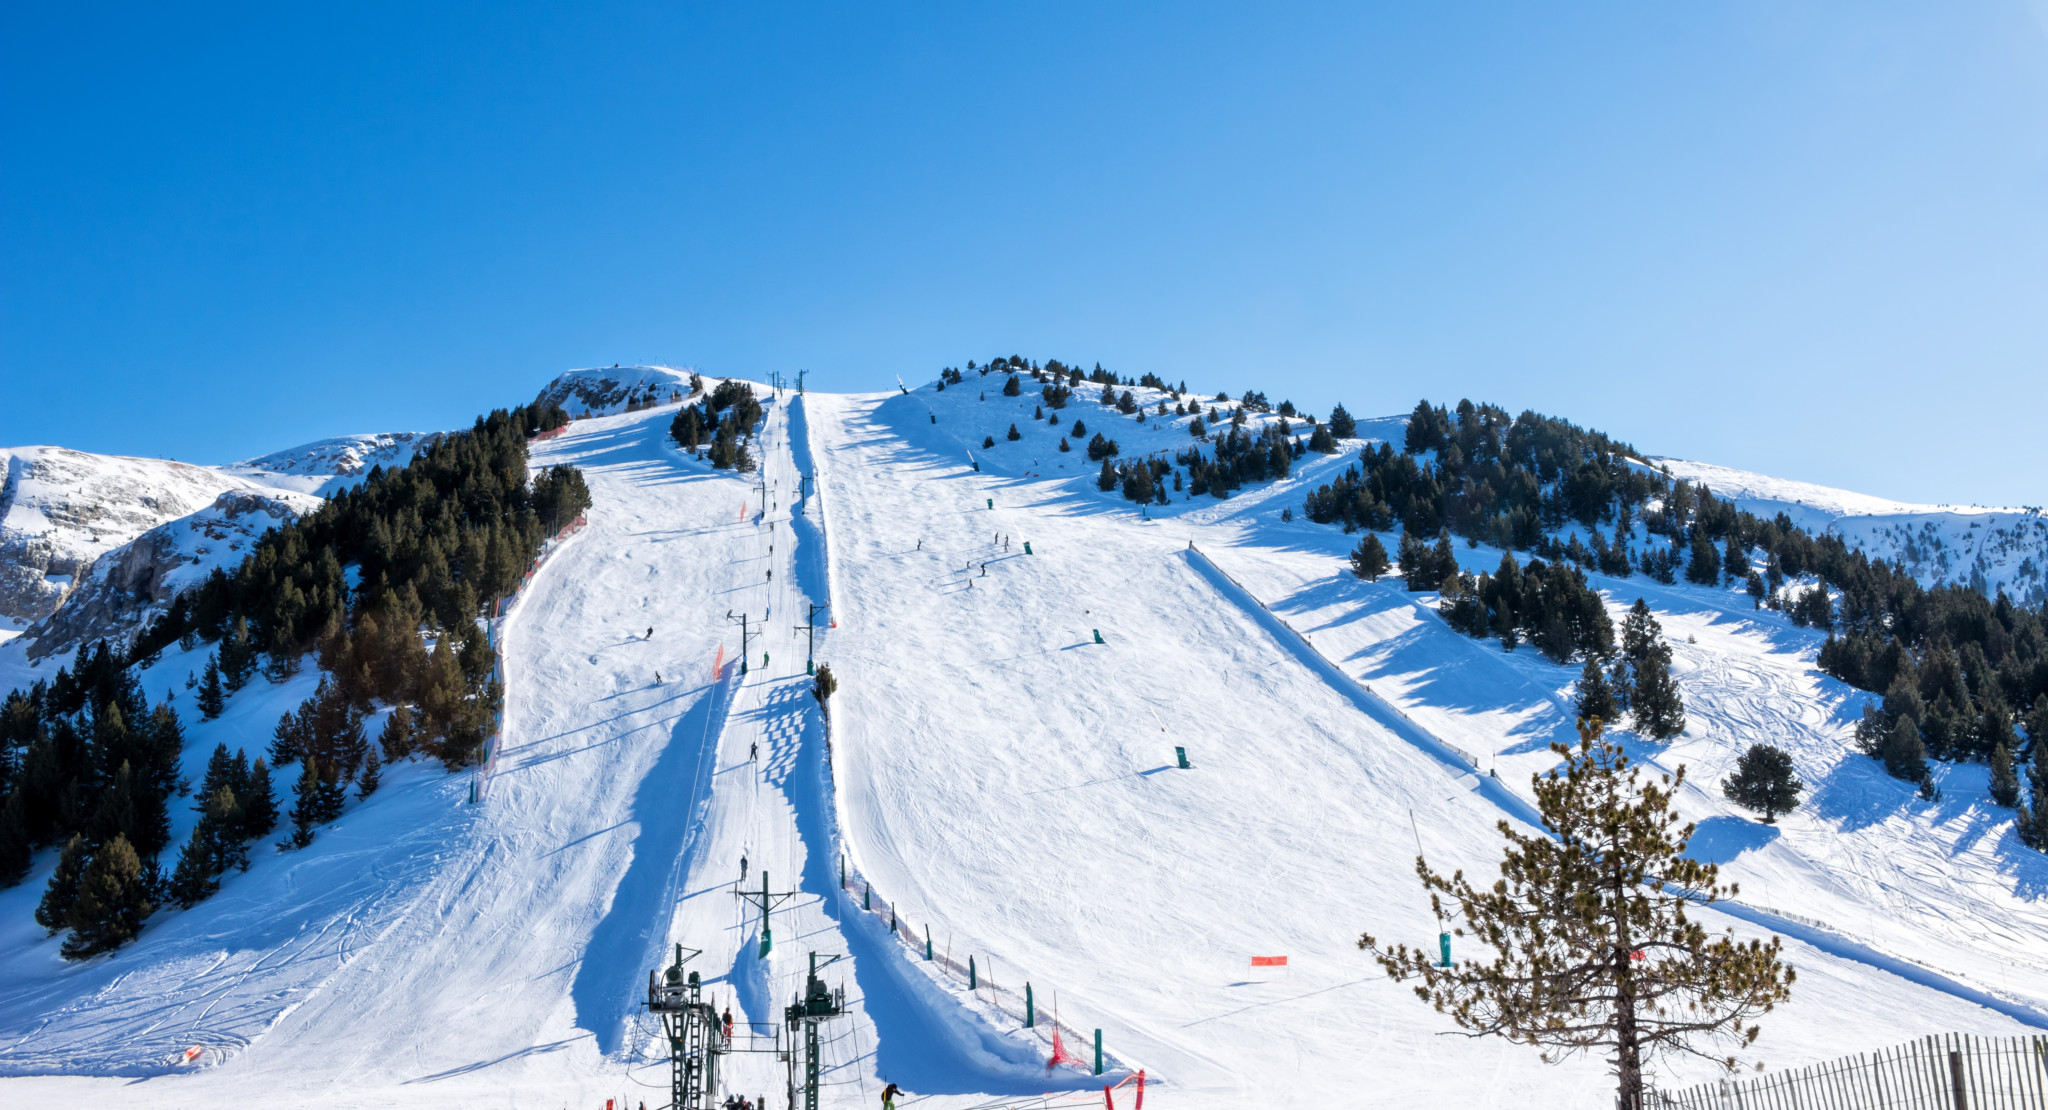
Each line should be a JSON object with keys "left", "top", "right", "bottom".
{"left": 925, "top": 925, "right": 933, "bottom": 961}
{"left": 1093, "top": 629, "right": 1104, "bottom": 644}
{"left": 1175, "top": 746, "right": 1191, "bottom": 769}
{"left": 986, "top": 498, "right": 993, "bottom": 509}
{"left": 1439, "top": 932, "right": 1452, "bottom": 968}
{"left": 1025, "top": 983, "right": 1034, "bottom": 1028}
{"left": 1094, "top": 1030, "right": 1103, "bottom": 1075}
{"left": 759, "top": 872, "right": 772, "bottom": 958}
{"left": 839, "top": 854, "right": 845, "bottom": 890}
{"left": 891, "top": 903, "right": 897, "bottom": 932}
{"left": 969, "top": 956, "right": 977, "bottom": 990}
{"left": 806, "top": 659, "right": 814, "bottom": 676}
{"left": 1023, "top": 541, "right": 1031, "bottom": 555}
{"left": 864, "top": 882, "right": 871, "bottom": 912}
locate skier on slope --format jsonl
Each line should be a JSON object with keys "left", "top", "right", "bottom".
{"left": 750, "top": 741, "right": 758, "bottom": 761}
{"left": 881, "top": 1082, "right": 901, "bottom": 1110}
{"left": 646, "top": 626, "right": 653, "bottom": 639}
{"left": 740, "top": 854, "right": 748, "bottom": 881}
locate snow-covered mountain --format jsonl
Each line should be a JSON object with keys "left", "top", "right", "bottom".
{"left": 2, "top": 371, "right": 2044, "bottom": 1109}
{"left": 533, "top": 364, "right": 701, "bottom": 417}
{"left": 1654, "top": 456, "right": 2048, "bottom": 605}
{"left": 23, "top": 487, "right": 321, "bottom": 661}
{"left": 0, "top": 433, "right": 425, "bottom": 657}
{"left": 223, "top": 432, "right": 429, "bottom": 497}
{"left": 0, "top": 447, "right": 266, "bottom": 631}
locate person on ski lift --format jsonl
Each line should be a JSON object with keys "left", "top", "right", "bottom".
{"left": 723, "top": 1006, "right": 733, "bottom": 1039}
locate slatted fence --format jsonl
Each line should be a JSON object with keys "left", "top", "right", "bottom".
{"left": 1647, "top": 1034, "right": 2048, "bottom": 1110}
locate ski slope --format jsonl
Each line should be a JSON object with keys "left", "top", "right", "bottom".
{"left": 3, "top": 384, "right": 2045, "bottom": 1109}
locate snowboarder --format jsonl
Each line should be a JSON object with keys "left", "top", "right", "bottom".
{"left": 655, "top": 671, "right": 662, "bottom": 683}
{"left": 882, "top": 1082, "right": 901, "bottom": 1110}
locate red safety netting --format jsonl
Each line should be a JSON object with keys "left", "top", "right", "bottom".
{"left": 1049, "top": 1026, "right": 1084, "bottom": 1069}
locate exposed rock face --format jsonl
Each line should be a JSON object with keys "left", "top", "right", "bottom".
{"left": 534, "top": 366, "right": 702, "bottom": 418}
{"left": 24, "top": 489, "right": 318, "bottom": 661}
{"left": 0, "top": 446, "right": 254, "bottom": 627}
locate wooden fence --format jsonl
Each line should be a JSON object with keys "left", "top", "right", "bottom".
{"left": 1647, "top": 1034, "right": 2048, "bottom": 1109}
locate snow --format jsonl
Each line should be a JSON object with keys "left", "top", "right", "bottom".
{"left": 0, "top": 446, "right": 276, "bottom": 625}
{"left": 2, "top": 376, "right": 2044, "bottom": 1109}
{"left": 534, "top": 365, "right": 703, "bottom": 418}
{"left": 224, "top": 433, "right": 429, "bottom": 497}
{"left": 1652, "top": 456, "right": 2048, "bottom": 605}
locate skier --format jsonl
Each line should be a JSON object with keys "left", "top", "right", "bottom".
{"left": 917, "top": 538, "right": 922, "bottom": 550}
{"left": 980, "top": 563, "right": 986, "bottom": 577}
{"left": 741, "top": 854, "right": 748, "bottom": 881}
{"left": 655, "top": 671, "right": 662, "bottom": 683}
{"left": 646, "top": 626, "right": 653, "bottom": 639}
{"left": 750, "top": 741, "right": 758, "bottom": 761}
{"left": 767, "top": 568, "right": 773, "bottom": 582}
{"left": 882, "top": 1082, "right": 901, "bottom": 1110}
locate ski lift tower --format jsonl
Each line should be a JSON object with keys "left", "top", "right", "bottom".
{"left": 646, "top": 943, "right": 729, "bottom": 1110}
{"left": 783, "top": 952, "right": 846, "bottom": 1110}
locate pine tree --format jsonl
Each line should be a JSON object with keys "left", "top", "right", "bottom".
{"left": 357, "top": 748, "right": 381, "bottom": 799}
{"left": 1630, "top": 653, "right": 1686, "bottom": 740}
{"left": 197, "top": 655, "right": 225, "bottom": 720}
{"left": 287, "top": 760, "right": 320, "bottom": 849}
{"left": 220, "top": 618, "right": 257, "bottom": 691}
{"left": 241, "top": 758, "right": 278, "bottom": 839}
{"left": 62, "top": 834, "right": 152, "bottom": 959}
{"left": 1722, "top": 535, "right": 1751, "bottom": 582}
{"left": 1002, "top": 374, "right": 1021, "bottom": 396}
{"left": 379, "top": 704, "right": 416, "bottom": 761}
{"left": 1882, "top": 715, "right": 1927, "bottom": 783}
{"left": 1096, "top": 458, "right": 1117, "bottom": 492}
{"left": 1990, "top": 742, "right": 2020, "bottom": 808}
{"left": 170, "top": 786, "right": 238, "bottom": 908}
{"left": 1361, "top": 719, "right": 1793, "bottom": 1109}
{"left": 1574, "top": 658, "right": 1618, "bottom": 726}
{"left": 1721, "top": 744, "right": 1803, "bottom": 822}
{"left": 1350, "top": 534, "right": 1390, "bottom": 582}
{"left": 314, "top": 761, "right": 346, "bottom": 824}
{"left": 813, "top": 664, "right": 837, "bottom": 716}
{"left": 1328, "top": 403, "right": 1356, "bottom": 439}
{"left": 35, "top": 834, "right": 90, "bottom": 934}
{"left": 1685, "top": 529, "right": 1721, "bottom": 585}
{"left": 0, "top": 790, "right": 32, "bottom": 887}
{"left": 1006, "top": 423, "right": 1021, "bottom": 442}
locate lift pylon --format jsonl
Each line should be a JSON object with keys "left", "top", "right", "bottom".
{"left": 645, "top": 944, "right": 729, "bottom": 1110}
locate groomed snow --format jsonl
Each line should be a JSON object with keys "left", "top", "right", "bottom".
{"left": 1, "top": 381, "right": 2042, "bottom": 1109}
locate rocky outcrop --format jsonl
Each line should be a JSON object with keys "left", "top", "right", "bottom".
{"left": 23, "top": 489, "right": 315, "bottom": 660}
{"left": 0, "top": 446, "right": 252, "bottom": 627}
{"left": 534, "top": 366, "right": 702, "bottom": 418}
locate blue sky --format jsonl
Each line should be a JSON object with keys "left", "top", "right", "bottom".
{"left": 4, "top": 2, "right": 2045, "bottom": 506}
